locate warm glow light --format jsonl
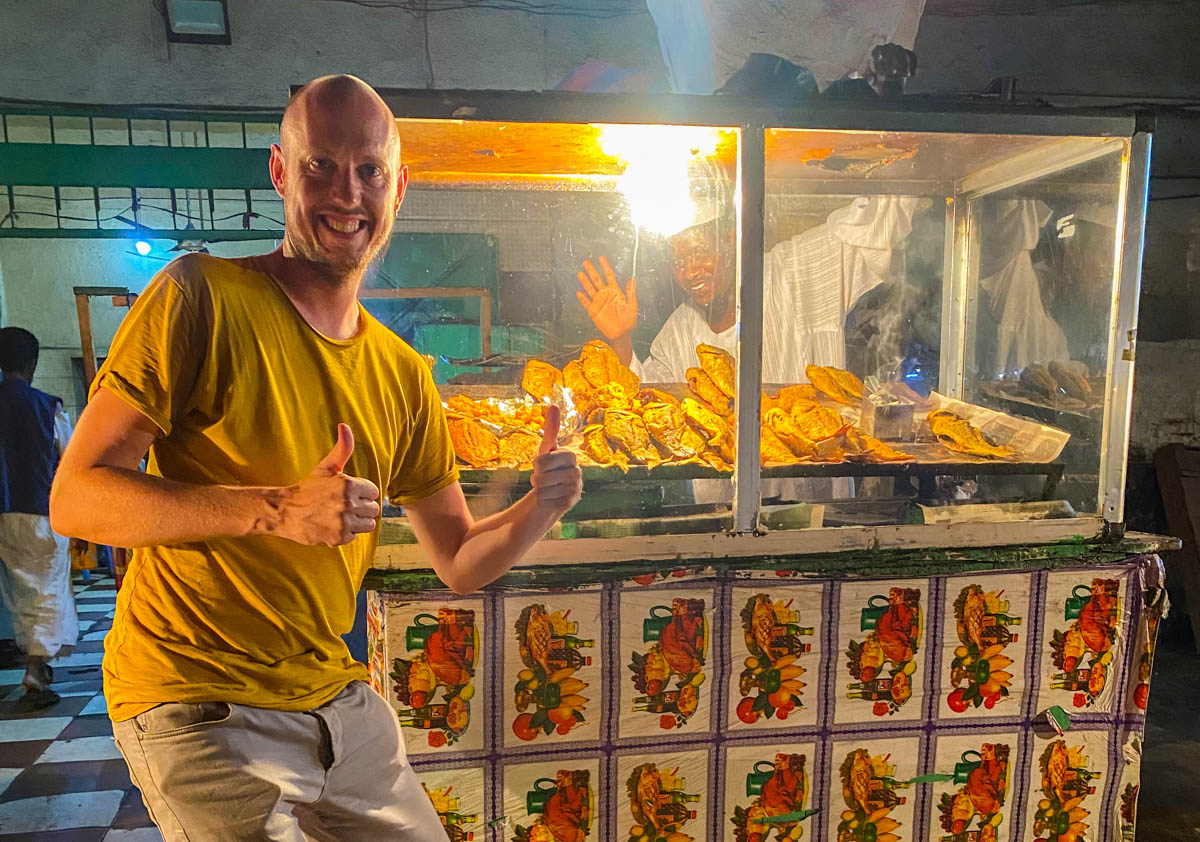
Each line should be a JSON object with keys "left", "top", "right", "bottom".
{"left": 596, "top": 125, "right": 724, "bottom": 237}
{"left": 134, "top": 240, "right": 152, "bottom": 256}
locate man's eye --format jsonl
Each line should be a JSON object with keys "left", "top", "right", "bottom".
{"left": 362, "top": 165, "right": 384, "bottom": 180}
{"left": 310, "top": 158, "right": 333, "bottom": 171}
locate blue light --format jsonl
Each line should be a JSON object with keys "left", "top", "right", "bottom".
{"left": 134, "top": 240, "right": 152, "bottom": 256}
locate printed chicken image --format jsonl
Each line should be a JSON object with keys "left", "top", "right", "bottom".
{"left": 425, "top": 608, "right": 478, "bottom": 688}
{"left": 1050, "top": 578, "right": 1120, "bottom": 708}
{"left": 938, "top": 743, "right": 1009, "bottom": 840}
{"left": 513, "top": 769, "right": 594, "bottom": 842}
{"left": 845, "top": 587, "right": 921, "bottom": 716}
{"left": 522, "top": 359, "right": 564, "bottom": 401}
{"left": 687, "top": 367, "right": 733, "bottom": 415}
{"left": 447, "top": 417, "right": 499, "bottom": 468}
{"left": 643, "top": 401, "right": 709, "bottom": 460}
{"left": 731, "top": 753, "right": 812, "bottom": 842}
{"left": 696, "top": 343, "right": 736, "bottom": 398}
{"left": 659, "top": 599, "right": 708, "bottom": 679}
{"left": 543, "top": 770, "right": 593, "bottom": 842}
{"left": 928, "top": 410, "right": 1012, "bottom": 460}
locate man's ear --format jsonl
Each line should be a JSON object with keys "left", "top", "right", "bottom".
{"left": 269, "top": 144, "right": 286, "bottom": 199}
{"left": 394, "top": 164, "right": 410, "bottom": 215}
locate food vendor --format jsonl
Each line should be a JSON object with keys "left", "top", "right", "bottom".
{"left": 575, "top": 193, "right": 922, "bottom": 386}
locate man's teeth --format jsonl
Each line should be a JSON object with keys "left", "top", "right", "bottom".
{"left": 324, "top": 217, "right": 362, "bottom": 233}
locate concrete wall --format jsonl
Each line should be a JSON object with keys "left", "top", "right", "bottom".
{"left": 0, "top": 1, "right": 666, "bottom": 105}
{"left": 0, "top": 237, "right": 277, "bottom": 421}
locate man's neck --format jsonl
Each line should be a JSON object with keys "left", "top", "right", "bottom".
{"left": 258, "top": 247, "right": 362, "bottom": 340}
{"left": 706, "top": 297, "right": 736, "bottom": 334}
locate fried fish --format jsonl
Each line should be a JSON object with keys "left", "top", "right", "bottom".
{"left": 687, "top": 367, "right": 733, "bottom": 415}
{"left": 497, "top": 429, "right": 540, "bottom": 468}
{"left": 582, "top": 423, "right": 629, "bottom": 471}
{"left": 603, "top": 409, "right": 658, "bottom": 464}
{"left": 763, "top": 408, "right": 817, "bottom": 458}
{"left": 580, "top": 339, "right": 639, "bottom": 396}
{"left": 642, "top": 401, "right": 708, "bottom": 460}
{"left": 520, "top": 359, "right": 563, "bottom": 401}
{"left": 696, "top": 343, "right": 736, "bottom": 398}
{"left": 928, "top": 409, "right": 1012, "bottom": 459}
{"left": 790, "top": 403, "right": 846, "bottom": 441}
{"left": 805, "top": 364, "right": 856, "bottom": 406}
{"left": 447, "top": 417, "right": 499, "bottom": 468}
{"left": 760, "top": 424, "right": 800, "bottom": 465}
{"left": 843, "top": 427, "right": 912, "bottom": 463}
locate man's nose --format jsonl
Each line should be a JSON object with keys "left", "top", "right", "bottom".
{"left": 329, "top": 166, "right": 360, "bottom": 206}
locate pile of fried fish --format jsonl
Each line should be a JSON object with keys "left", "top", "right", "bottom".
{"left": 443, "top": 340, "right": 1012, "bottom": 471}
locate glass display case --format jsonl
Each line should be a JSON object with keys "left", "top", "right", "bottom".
{"left": 372, "top": 91, "right": 1150, "bottom": 561}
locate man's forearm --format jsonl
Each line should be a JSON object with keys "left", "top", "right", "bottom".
{"left": 50, "top": 465, "right": 273, "bottom": 548}
{"left": 439, "top": 492, "right": 562, "bottom": 594}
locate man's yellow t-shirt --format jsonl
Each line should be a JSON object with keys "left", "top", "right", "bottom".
{"left": 94, "top": 253, "right": 459, "bottom": 721}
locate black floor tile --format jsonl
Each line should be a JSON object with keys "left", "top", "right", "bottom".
{"left": 0, "top": 828, "right": 108, "bottom": 841}
{"left": 0, "top": 759, "right": 133, "bottom": 804}
{"left": 0, "top": 694, "right": 91, "bottom": 720}
{"left": 58, "top": 716, "right": 113, "bottom": 740}
{"left": 110, "top": 785, "right": 154, "bottom": 829}
{"left": 0, "top": 739, "right": 53, "bottom": 766}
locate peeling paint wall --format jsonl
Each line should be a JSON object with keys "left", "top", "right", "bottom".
{"left": 0, "top": 2, "right": 667, "bottom": 105}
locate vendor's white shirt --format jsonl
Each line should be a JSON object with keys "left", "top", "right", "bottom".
{"left": 632, "top": 196, "right": 919, "bottom": 384}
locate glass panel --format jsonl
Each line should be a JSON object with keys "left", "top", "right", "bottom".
{"left": 965, "top": 143, "right": 1128, "bottom": 516}
{"left": 757, "top": 129, "right": 1125, "bottom": 530}
{"left": 383, "top": 119, "right": 740, "bottom": 534}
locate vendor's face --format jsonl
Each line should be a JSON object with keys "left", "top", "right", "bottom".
{"left": 669, "top": 221, "right": 733, "bottom": 310}
{"left": 271, "top": 85, "right": 406, "bottom": 281}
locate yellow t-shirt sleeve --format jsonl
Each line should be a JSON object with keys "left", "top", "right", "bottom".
{"left": 388, "top": 360, "right": 459, "bottom": 504}
{"left": 90, "top": 268, "right": 207, "bottom": 437}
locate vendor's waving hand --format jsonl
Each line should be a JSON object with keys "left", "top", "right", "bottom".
{"left": 576, "top": 255, "right": 638, "bottom": 342}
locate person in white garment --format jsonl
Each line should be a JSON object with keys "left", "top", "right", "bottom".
{"left": 576, "top": 195, "right": 920, "bottom": 391}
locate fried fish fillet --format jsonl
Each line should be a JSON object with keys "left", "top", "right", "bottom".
{"left": 843, "top": 427, "right": 912, "bottom": 463}
{"left": 562, "top": 360, "right": 597, "bottom": 417}
{"left": 680, "top": 397, "right": 730, "bottom": 440}
{"left": 1020, "top": 363, "right": 1058, "bottom": 398}
{"left": 642, "top": 401, "right": 708, "bottom": 460}
{"left": 497, "top": 429, "right": 540, "bottom": 468}
{"left": 763, "top": 408, "right": 816, "bottom": 458}
{"left": 603, "top": 409, "right": 657, "bottom": 464}
{"left": 593, "top": 382, "right": 633, "bottom": 411}
{"left": 760, "top": 424, "right": 800, "bottom": 465}
{"left": 521, "top": 359, "right": 563, "bottom": 401}
{"left": 790, "top": 403, "right": 846, "bottom": 441}
{"left": 580, "top": 339, "right": 639, "bottom": 396}
{"left": 771, "top": 383, "right": 821, "bottom": 412}
{"left": 928, "top": 409, "right": 1012, "bottom": 459}
{"left": 696, "top": 343, "right": 736, "bottom": 398}
{"left": 1048, "top": 360, "right": 1093, "bottom": 401}
{"left": 805, "top": 364, "right": 856, "bottom": 406}
{"left": 827, "top": 367, "right": 865, "bottom": 400}
{"left": 447, "top": 417, "right": 499, "bottom": 467}
{"left": 582, "top": 423, "right": 629, "bottom": 471}
{"left": 687, "top": 367, "right": 733, "bottom": 415}
{"left": 637, "top": 387, "right": 680, "bottom": 408}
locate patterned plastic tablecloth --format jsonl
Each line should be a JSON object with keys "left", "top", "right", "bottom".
{"left": 367, "top": 554, "right": 1165, "bottom": 842}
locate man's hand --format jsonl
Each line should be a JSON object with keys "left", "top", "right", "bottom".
{"left": 529, "top": 405, "right": 582, "bottom": 512}
{"left": 576, "top": 256, "right": 638, "bottom": 342}
{"left": 261, "top": 424, "right": 381, "bottom": 546}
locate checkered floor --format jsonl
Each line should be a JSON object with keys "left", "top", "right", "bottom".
{"left": 0, "top": 573, "right": 160, "bottom": 841}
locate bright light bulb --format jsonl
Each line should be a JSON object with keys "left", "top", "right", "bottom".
{"left": 134, "top": 241, "right": 152, "bottom": 256}
{"left": 596, "top": 125, "right": 725, "bottom": 237}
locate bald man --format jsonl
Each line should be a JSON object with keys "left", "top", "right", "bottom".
{"left": 50, "top": 75, "right": 581, "bottom": 841}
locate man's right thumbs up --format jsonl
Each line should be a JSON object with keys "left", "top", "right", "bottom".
{"left": 266, "top": 424, "right": 381, "bottom": 547}
{"left": 316, "top": 423, "right": 355, "bottom": 475}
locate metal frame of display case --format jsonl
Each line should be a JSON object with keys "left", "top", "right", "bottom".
{"left": 373, "top": 89, "right": 1152, "bottom": 566}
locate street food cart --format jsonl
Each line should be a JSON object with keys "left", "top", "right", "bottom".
{"left": 362, "top": 90, "right": 1173, "bottom": 842}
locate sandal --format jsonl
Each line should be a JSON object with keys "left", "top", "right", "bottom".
{"left": 16, "top": 687, "right": 61, "bottom": 712}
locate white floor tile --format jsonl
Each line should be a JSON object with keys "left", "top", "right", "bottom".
{"left": 105, "top": 829, "right": 165, "bottom": 841}
{"left": 79, "top": 694, "right": 109, "bottom": 716}
{"left": 0, "top": 716, "right": 72, "bottom": 742}
{"left": 0, "top": 790, "right": 124, "bottom": 833}
{"left": 84, "top": 630, "right": 109, "bottom": 641}
{"left": 50, "top": 651, "right": 105, "bottom": 668}
{"left": 0, "top": 668, "right": 25, "bottom": 686}
{"left": 0, "top": 768, "right": 20, "bottom": 797}
{"left": 36, "top": 734, "right": 122, "bottom": 763}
